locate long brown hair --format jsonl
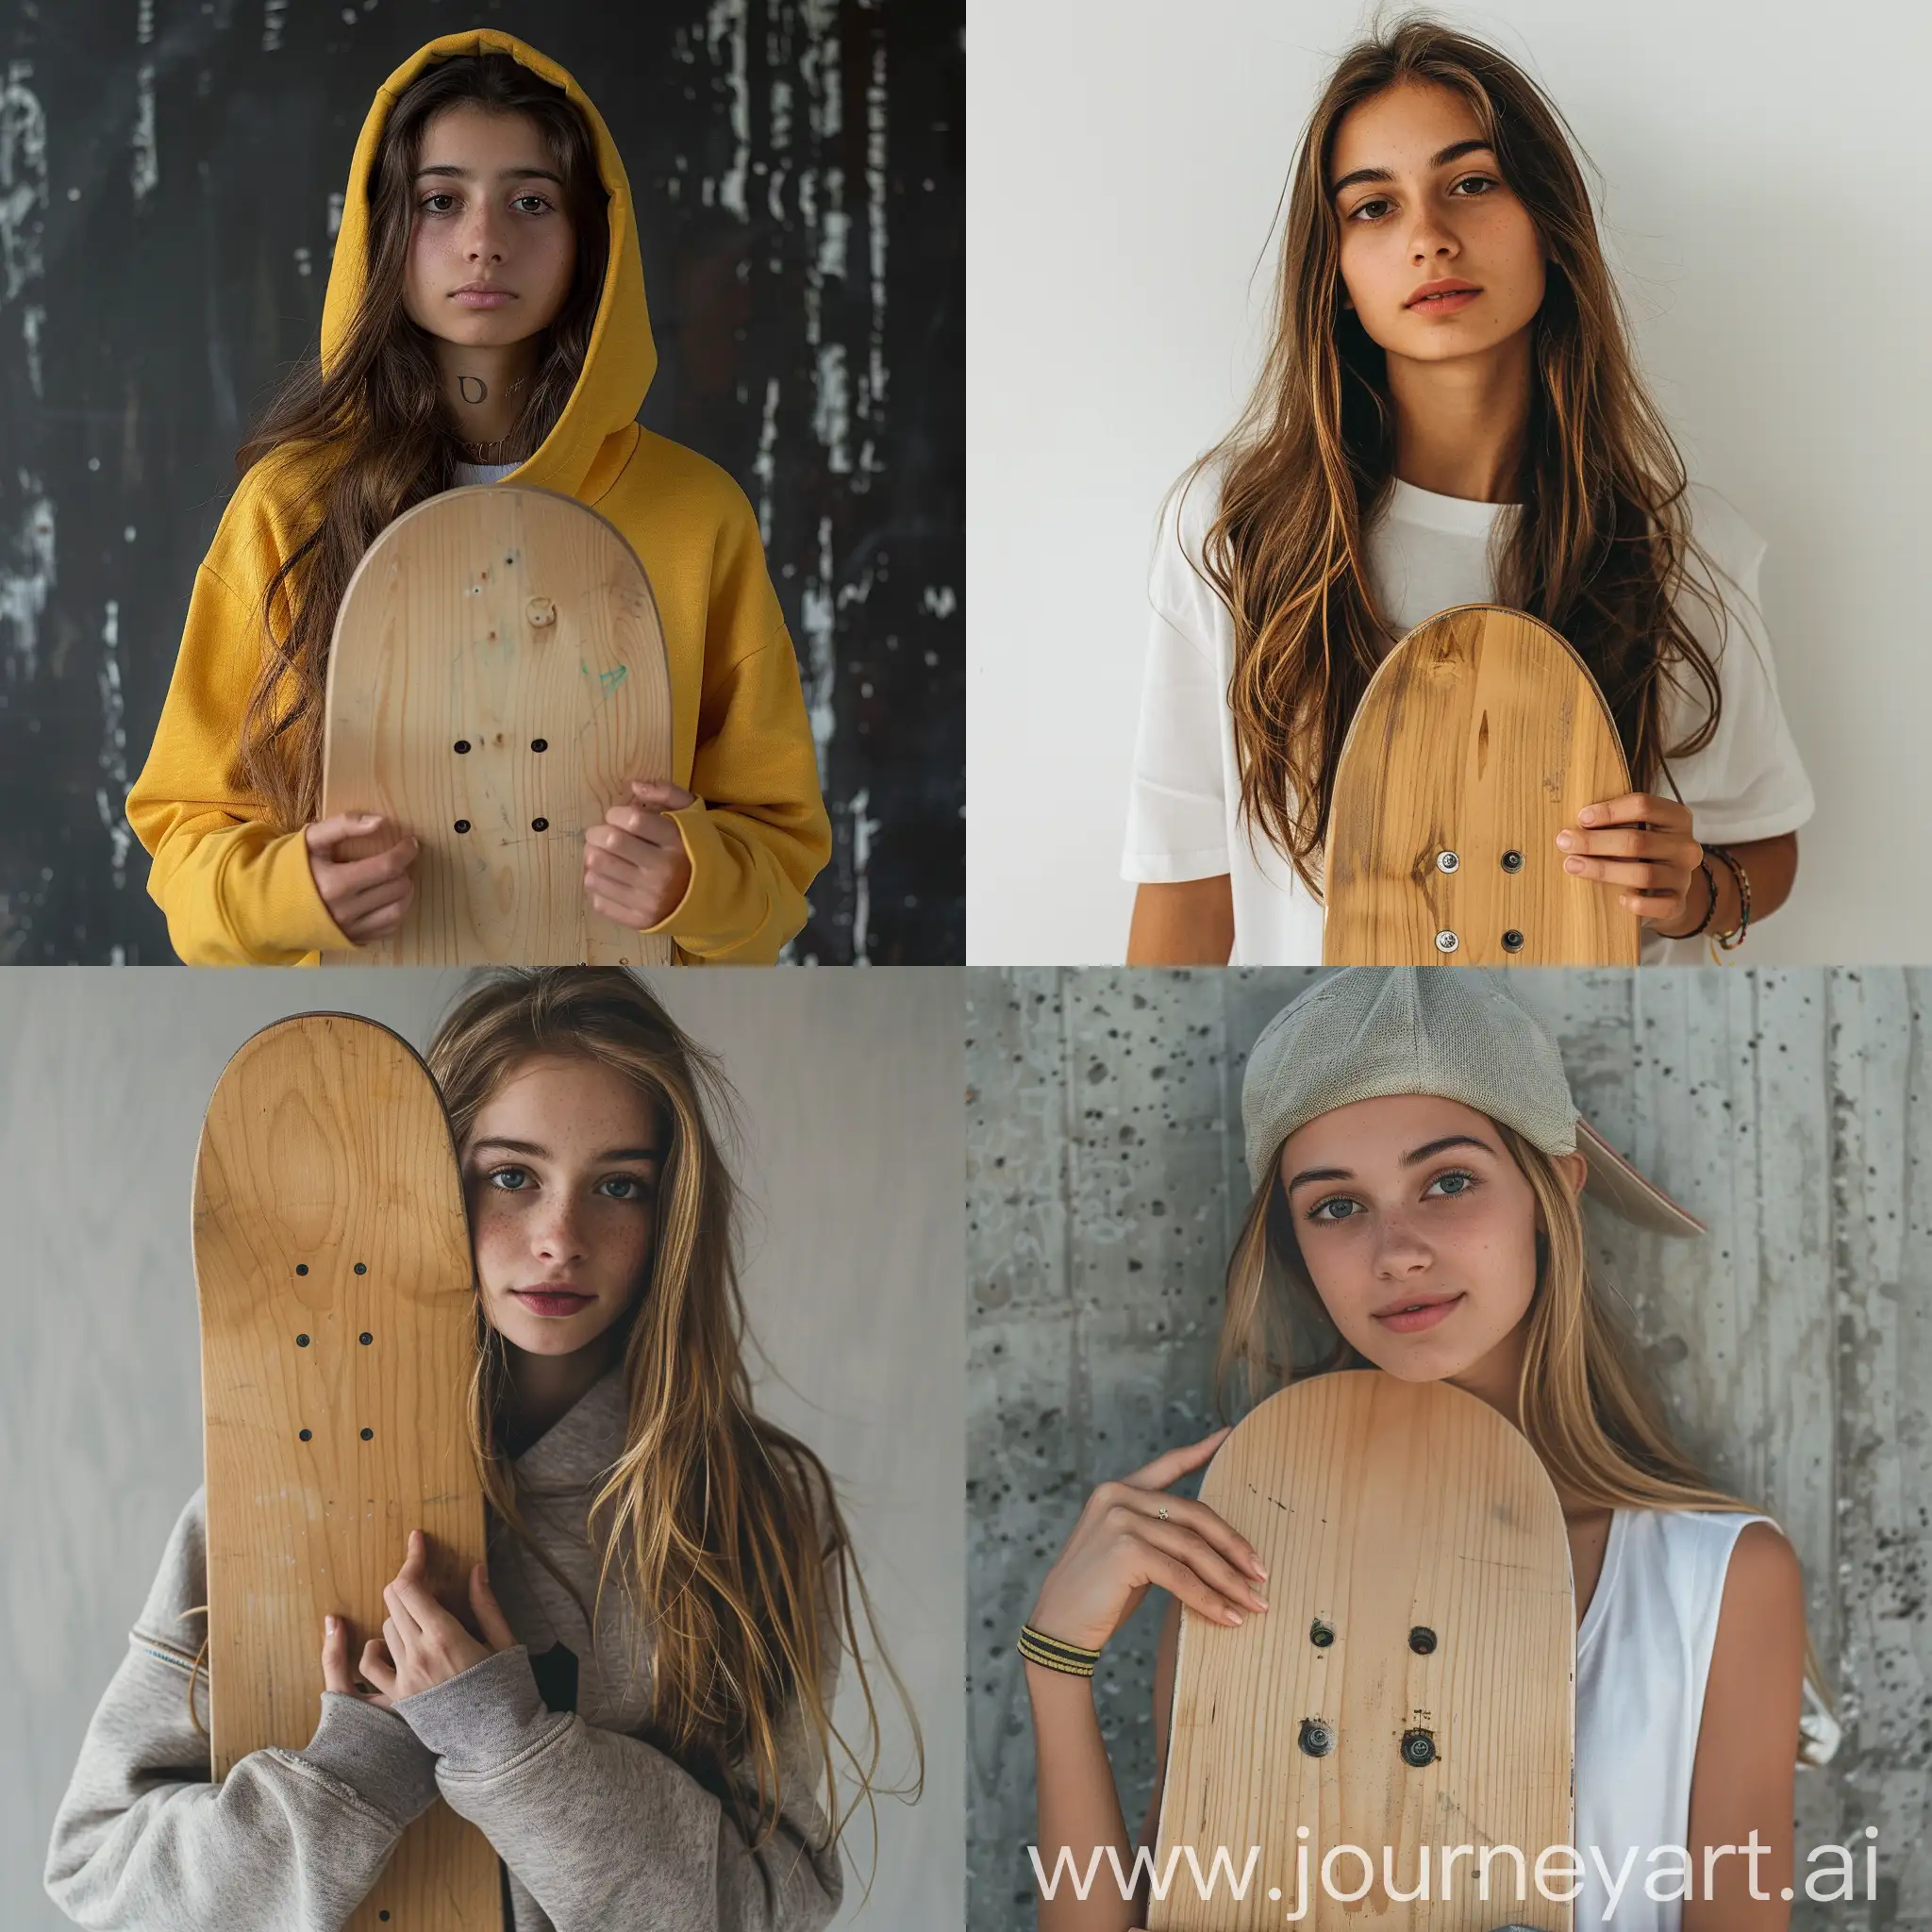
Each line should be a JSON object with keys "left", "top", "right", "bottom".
{"left": 1195, "top": 15, "right": 1725, "bottom": 891}
{"left": 428, "top": 968, "right": 921, "bottom": 1857}
{"left": 1220, "top": 1119, "right": 1831, "bottom": 1729}
{"left": 237, "top": 52, "right": 610, "bottom": 828}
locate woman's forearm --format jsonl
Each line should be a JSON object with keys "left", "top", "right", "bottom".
{"left": 1707, "top": 831, "right": 1797, "bottom": 928}
{"left": 1125, "top": 878, "right": 1235, "bottom": 965}
{"left": 1027, "top": 1662, "right": 1142, "bottom": 1932}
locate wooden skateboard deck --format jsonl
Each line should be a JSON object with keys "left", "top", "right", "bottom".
{"left": 194, "top": 1012, "right": 502, "bottom": 1931}
{"left": 319, "top": 484, "right": 675, "bottom": 967}
{"left": 1149, "top": 1372, "right": 1574, "bottom": 1932}
{"left": 1323, "top": 605, "right": 1641, "bottom": 967}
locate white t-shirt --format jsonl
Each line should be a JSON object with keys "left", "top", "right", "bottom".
{"left": 1122, "top": 471, "right": 1816, "bottom": 965}
{"left": 454, "top": 458, "right": 522, "bottom": 487}
{"left": 1573, "top": 1508, "right": 1774, "bottom": 1929}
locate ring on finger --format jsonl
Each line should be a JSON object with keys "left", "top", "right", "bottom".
{"left": 1156, "top": 1507, "right": 1170, "bottom": 1521}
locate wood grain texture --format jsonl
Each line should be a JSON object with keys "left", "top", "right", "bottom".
{"left": 1323, "top": 607, "right": 1641, "bottom": 968}
{"left": 320, "top": 485, "right": 674, "bottom": 967}
{"left": 193, "top": 1012, "right": 500, "bottom": 1931}
{"left": 1146, "top": 1372, "right": 1574, "bottom": 1932}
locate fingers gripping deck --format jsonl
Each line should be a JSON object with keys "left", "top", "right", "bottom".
{"left": 193, "top": 1013, "right": 501, "bottom": 1929}
{"left": 320, "top": 485, "right": 675, "bottom": 967}
{"left": 1323, "top": 606, "right": 1641, "bottom": 967}
{"left": 1149, "top": 1373, "right": 1575, "bottom": 1932}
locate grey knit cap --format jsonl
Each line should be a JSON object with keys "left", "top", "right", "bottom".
{"left": 1241, "top": 968, "right": 1701, "bottom": 1237}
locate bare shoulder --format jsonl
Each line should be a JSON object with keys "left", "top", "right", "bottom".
{"left": 1710, "top": 1520, "right": 1806, "bottom": 1670}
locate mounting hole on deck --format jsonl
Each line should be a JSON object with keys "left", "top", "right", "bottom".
{"left": 1503, "top": 930, "right": 1524, "bottom": 952}
{"left": 359, "top": 1428, "right": 375, "bottom": 1441}
{"left": 295, "top": 1335, "right": 309, "bottom": 1347}
{"left": 532, "top": 817, "right": 549, "bottom": 832}
{"left": 531, "top": 738, "right": 548, "bottom": 753}
{"left": 455, "top": 820, "right": 472, "bottom": 834}
{"left": 1401, "top": 1728, "right": 1438, "bottom": 1767}
{"left": 454, "top": 740, "right": 471, "bottom": 754}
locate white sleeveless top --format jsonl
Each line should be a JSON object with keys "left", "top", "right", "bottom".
{"left": 1573, "top": 1507, "right": 1773, "bottom": 1929}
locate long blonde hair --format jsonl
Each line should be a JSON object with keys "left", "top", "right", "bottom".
{"left": 1194, "top": 15, "right": 1724, "bottom": 891}
{"left": 428, "top": 967, "right": 920, "bottom": 1856}
{"left": 1220, "top": 1119, "right": 1830, "bottom": 1724}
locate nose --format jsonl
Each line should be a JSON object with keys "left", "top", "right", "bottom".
{"left": 528, "top": 1194, "right": 589, "bottom": 1267}
{"left": 459, "top": 204, "right": 508, "bottom": 269}
{"left": 1372, "top": 1214, "right": 1432, "bottom": 1279}
{"left": 1407, "top": 210, "right": 1459, "bottom": 266}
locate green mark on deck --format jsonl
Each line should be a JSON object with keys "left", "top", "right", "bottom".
{"left": 592, "top": 664, "right": 628, "bottom": 694}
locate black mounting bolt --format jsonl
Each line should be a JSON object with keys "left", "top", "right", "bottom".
{"left": 1501, "top": 849, "right": 1524, "bottom": 873}
{"left": 1502, "top": 930, "right": 1524, "bottom": 953}
{"left": 455, "top": 819, "right": 472, "bottom": 834}
{"left": 1298, "top": 1718, "right": 1335, "bottom": 1757}
{"left": 295, "top": 1334, "right": 309, "bottom": 1347}
{"left": 454, "top": 740, "right": 472, "bottom": 754}
{"left": 298, "top": 1429, "right": 312, "bottom": 1441}
{"left": 359, "top": 1428, "right": 374, "bottom": 1441}
{"left": 359, "top": 1332, "right": 374, "bottom": 1346}
{"left": 1401, "top": 1728, "right": 1438, "bottom": 1768}
{"left": 1309, "top": 1619, "right": 1335, "bottom": 1648}
{"left": 1408, "top": 1625, "right": 1438, "bottom": 1655}
{"left": 532, "top": 817, "right": 549, "bottom": 832}
{"left": 531, "top": 738, "right": 548, "bottom": 753}
{"left": 295, "top": 1264, "right": 308, "bottom": 1276}
{"left": 354, "top": 1263, "right": 367, "bottom": 1275}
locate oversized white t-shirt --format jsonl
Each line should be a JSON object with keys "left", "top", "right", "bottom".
{"left": 1122, "top": 472, "right": 1816, "bottom": 965}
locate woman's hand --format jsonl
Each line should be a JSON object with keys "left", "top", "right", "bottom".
{"left": 1557, "top": 792, "right": 1705, "bottom": 932}
{"left": 353, "top": 1530, "right": 517, "bottom": 1704}
{"left": 321, "top": 1611, "right": 393, "bottom": 1710}
{"left": 306, "top": 812, "right": 419, "bottom": 944}
{"left": 583, "top": 779, "right": 696, "bottom": 930}
{"left": 1026, "top": 1429, "right": 1268, "bottom": 1656}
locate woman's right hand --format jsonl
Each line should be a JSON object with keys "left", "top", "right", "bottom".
{"left": 305, "top": 813, "right": 419, "bottom": 944}
{"left": 1026, "top": 1429, "right": 1270, "bottom": 1656}
{"left": 321, "top": 1612, "right": 392, "bottom": 1711}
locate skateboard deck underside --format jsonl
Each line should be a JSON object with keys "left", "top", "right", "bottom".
{"left": 1149, "top": 1372, "right": 1574, "bottom": 1932}
{"left": 193, "top": 1013, "right": 501, "bottom": 1930}
{"left": 1323, "top": 606, "right": 1641, "bottom": 967}
{"left": 320, "top": 484, "right": 675, "bottom": 967}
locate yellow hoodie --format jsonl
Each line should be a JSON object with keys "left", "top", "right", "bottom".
{"left": 126, "top": 31, "right": 830, "bottom": 965}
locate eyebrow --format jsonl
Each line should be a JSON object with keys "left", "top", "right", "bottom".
{"left": 1285, "top": 1133, "right": 1495, "bottom": 1193}
{"left": 416, "top": 163, "right": 564, "bottom": 186}
{"left": 1329, "top": 138, "right": 1494, "bottom": 200}
{"left": 469, "top": 1136, "right": 665, "bottom": 1163}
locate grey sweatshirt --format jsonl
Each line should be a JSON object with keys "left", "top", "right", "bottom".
{"left": 44, "top": 1369, "right": 843, "bottom": 1932}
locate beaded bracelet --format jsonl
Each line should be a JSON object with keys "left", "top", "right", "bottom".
{"left": 1017, "top": 1623, "right": 1101, "bottom": 1678}
{"left": 1661, "top": 855, "right": 1719, "bottom": 942}
{"left": 1707, "top": 844, "right": 1753, "bottom": 951}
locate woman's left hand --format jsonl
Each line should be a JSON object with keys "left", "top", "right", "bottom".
{"left": 1557, "top": 792, "right": 1706, "bottom": 932}
{"left": 356, "top": 1530, "right": 518, "bottom": 1704}
{"left": 583, "top": 779, "right": 697, "bottom": 930}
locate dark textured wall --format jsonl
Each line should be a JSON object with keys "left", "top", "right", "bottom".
{"left": 0, "top": 0, "right": 961, "bottom": 963}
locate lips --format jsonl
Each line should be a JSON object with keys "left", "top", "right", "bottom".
{"left": 1372, "top": 1291, "right": 1465, "bottom": 1334}
{"left": 511, "top": 1287, "right": 592, "bottom": 1318}
{"left": 1405, "top": 279, "right": 1480, "bottom": 310}
{"left": 452, "top": 285, "right": 514, "bottom": 308}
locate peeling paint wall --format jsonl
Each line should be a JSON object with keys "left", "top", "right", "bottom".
{"left": 967, "top": 968, "right": 1932, "bottom": 1930}
{"left": 0, "top": 0, "right": 961, "bottom": 962}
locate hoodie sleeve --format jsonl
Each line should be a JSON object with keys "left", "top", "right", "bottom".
{"left": 125, "top": 545, "right": 352, "bottom": 966}
{"left": 647, "top": 493, "right": 833, "bottom": 963}
{"left": 44, "top": 1490, "right": 444, "bottom": 1932}
{"left": 395, "top": 1645, "right": 841, "bottom": 1932}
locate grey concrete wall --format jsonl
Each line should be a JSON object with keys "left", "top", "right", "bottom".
{"left": 967, "top": 967, "right": 1932, "bottom": 1930}
{"left": 0, "top": 966, "right": 961, "bottom": 1929}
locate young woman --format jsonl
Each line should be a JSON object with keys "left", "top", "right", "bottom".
{"left": 46, "top": 968, "right": 913, "bottom": 1930}
{"left": 1022, "top": 969, "right": 1827, "bottom": 1931}
{"left": 127, "top": 32, "right": 830, "bottom": 966}
{"left": 1124, "top": 22, "right": 1812, "bottom": 966}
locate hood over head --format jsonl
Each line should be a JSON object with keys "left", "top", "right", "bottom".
{"left": 319, "top": 29, "right": 652, "bottom": 497}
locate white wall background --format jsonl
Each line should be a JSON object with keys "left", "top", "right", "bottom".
{"left": 967, "top": 0, "right": 1930, "bottom": 963}
{"left": 0, "top": 969, "right": 961, "bottom": 1929}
